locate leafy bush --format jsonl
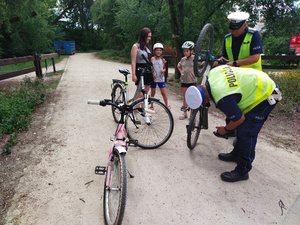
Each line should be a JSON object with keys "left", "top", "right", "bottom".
{"left": 0, "top": 78, "right": 46, "bottom": 155}
{"left": 268, "top": 70, "right": 300, "bottom": 115}
{"left": 263, "top": 36, "right": 291, "bottom": 56}
{"left": 95, "top": 50, "right": 130, "bottom": 63}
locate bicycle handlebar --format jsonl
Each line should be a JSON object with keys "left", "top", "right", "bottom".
{"left": 88, "top": 99, "right": 147, "bottom": 114}
{"left": 87, "top": 100, "right": 101, "bottom": 105}
{"left": 216, "top": 58, "right": 230, "bottom": 65}
{"left": 197, "top": 52, "right": 229, "bottom": 65}
{"left": 88, "top": 99, "right": 120, "bottom": 108}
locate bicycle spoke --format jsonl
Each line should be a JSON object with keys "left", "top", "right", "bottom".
{"left": 126, "top": 98, "right": 174, "bottom": 149}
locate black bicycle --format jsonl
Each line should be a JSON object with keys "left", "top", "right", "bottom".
{"left": 187, "top": 23, "right": 228, "bottom": 149}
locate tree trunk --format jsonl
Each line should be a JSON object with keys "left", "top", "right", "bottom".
{"left": 167, "top": 0, "right": 184, "bottom": 79}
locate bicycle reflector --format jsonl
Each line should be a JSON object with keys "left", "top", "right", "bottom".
{"left": 186, "top": 86, "right": 205, "bottom": 109}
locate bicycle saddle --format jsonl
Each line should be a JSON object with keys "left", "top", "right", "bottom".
{"left": 119, "top": 69, "right": 130, "bottom": 76}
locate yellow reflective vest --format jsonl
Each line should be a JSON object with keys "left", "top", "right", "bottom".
{"left": 225, "top": 28, "right": 262, "bottom": 71}
{"left": 208, "top": 65, "right": 275, "bottom": 114}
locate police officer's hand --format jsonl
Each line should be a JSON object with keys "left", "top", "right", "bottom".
{"left": 216, "top": 126, "right": 227, "bottom": 135}
{"left": 212, "top": 61, "right": 219, "bottom": 67}
{"left": 227, "top": 61, "right": 234, "bottom": 67}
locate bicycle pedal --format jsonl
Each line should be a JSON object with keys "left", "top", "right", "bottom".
{"left": 95, "top": 166, "right": 106, "bottom": 175}
{"left": 127, "top": 139, "right": 138, "bottom": 147}
{"left": 110, "top": 136, "right": 115, "bottom": 141}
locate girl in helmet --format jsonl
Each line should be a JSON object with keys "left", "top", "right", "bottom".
{"left": 150, "top": 43, "right": 170, "bottom": 109}
{"left": 177, "top": 41, "right": 197, "bottom": 120}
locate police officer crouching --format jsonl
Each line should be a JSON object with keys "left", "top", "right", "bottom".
{"left": 186, "top": 65, "right": 282, "bottom": 182}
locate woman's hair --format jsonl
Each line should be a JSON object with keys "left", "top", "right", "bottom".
{"left": 137, "top": 27, "right": 151, "bottom": 50}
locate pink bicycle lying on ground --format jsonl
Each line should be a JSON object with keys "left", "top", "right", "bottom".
{"left": 88, "top": 99, "right": 145, "bottom": 225}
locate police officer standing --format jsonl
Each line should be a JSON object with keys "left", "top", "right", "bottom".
{"left": 185, "top": 65, "right": 281, "bottom": 182}
{"left": 215, "top": 11, "right": 263, "bottom": 70}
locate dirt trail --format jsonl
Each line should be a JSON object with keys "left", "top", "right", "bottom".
{"left": 2, "top": 53, "right": 300, "bottom": 225}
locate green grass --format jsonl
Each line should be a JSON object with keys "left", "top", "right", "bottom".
{"left": 0, "top": 53, "right": 66, "bottom": 156}
{"left": 0, "top": 78, "right": 46, "bottom": 155}
{"left": 0, "top": 70, "right": 62, "bottom": 156}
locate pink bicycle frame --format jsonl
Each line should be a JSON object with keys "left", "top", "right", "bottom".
{"left": 106, "top": 123, "right": 127, "bottom": 188}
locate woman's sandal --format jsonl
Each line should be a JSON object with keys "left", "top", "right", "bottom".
{"left": 179, "top": 113, "right": 188, "bottom": 120}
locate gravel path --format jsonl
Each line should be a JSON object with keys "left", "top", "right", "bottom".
{"left": 2, "top": 53, "right": 300, "bottom": 225}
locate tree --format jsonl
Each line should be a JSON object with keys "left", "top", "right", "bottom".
{"left": 54, "top": 0, "right": 99, "bottom": 51}
{"left": 0, "top": 0, "right": 56, "bottom": 57}
{"left": 113, "top": 0, "right": 173, "bottom": 53}
{"left": 236, "top": 0, "right": 300, "bottom": 54}
{"left": 167, "top": 0, "right": 233, "bottom": 78}
{"left": 90, "top": 0, "right": 121, "bottom": 50}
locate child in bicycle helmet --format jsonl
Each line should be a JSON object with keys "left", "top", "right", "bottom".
{"left": 177, "top": 41, "right": 197, "bottom": 120}
{"left": 150, "top": 43, "right": 170, "bottom": 109}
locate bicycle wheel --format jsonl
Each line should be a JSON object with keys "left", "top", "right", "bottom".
{"left": 103, "top": 150, "right": 127, "bottom": 225}
{"left": 193, "top": 23, "right": 214, "bottom": 78}
{"left": 187, "top": 108, "right": 201, "bottom": 150}
{"left": 126, "top": 98, "right": 174, "bottom": 149}
{"left": 111, "top": 83, "right": 125, "bottom": 123}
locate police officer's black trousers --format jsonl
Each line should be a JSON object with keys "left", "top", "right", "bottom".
{"left": 231, "top": 100, "right": 277, "bottom": 174}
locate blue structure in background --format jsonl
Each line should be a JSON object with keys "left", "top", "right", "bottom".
{"left": 53, "top": 41, "right": 76, "bottom": 55}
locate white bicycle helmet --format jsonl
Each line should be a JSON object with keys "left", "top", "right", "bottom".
{"left": 182, "top": 41, "right": 194, "bottom": 49}
{"left": 153, "top": 43, "right": 164, "bottom": 50}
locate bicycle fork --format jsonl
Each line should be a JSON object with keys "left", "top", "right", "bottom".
{"left": 95, "top": 124, "right": 129, "bottom": 187}
{"left": 140, "top": 76, "right": 152, "bottom": 125}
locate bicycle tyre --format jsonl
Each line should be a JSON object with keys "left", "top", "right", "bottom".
{"left": 111, "top": 83, "right": 125, "bottom": 123}
{"left": 187, "top": 108, "right": 201, "bottom": 150}
{"left": 103, "top": 150, "right": 127, "bottom": 225}
{"left": 126, "top": 97, "right": 174, "bottom": 149}
{"left": 193, "top": 23, "right": 214, "bottom": 78}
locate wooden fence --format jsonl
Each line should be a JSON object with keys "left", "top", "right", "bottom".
{"left": 0, "top": 51, "right": 60, "bottom": 81}
{"left": 261, "top": 55, "right": 300, "bottom": 70}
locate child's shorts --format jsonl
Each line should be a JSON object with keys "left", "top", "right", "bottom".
{"left": 151, "top": 82, "right": 166, "bottom": 89}
{"left": 181, "top": 82, "right": 197, "bottom": 88}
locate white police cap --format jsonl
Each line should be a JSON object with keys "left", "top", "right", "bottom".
{"left": 186, "top": 86, "right": 205, "bottom": 109}
{"left": 227, "top": 12, "right": 249, "bottom": 23}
